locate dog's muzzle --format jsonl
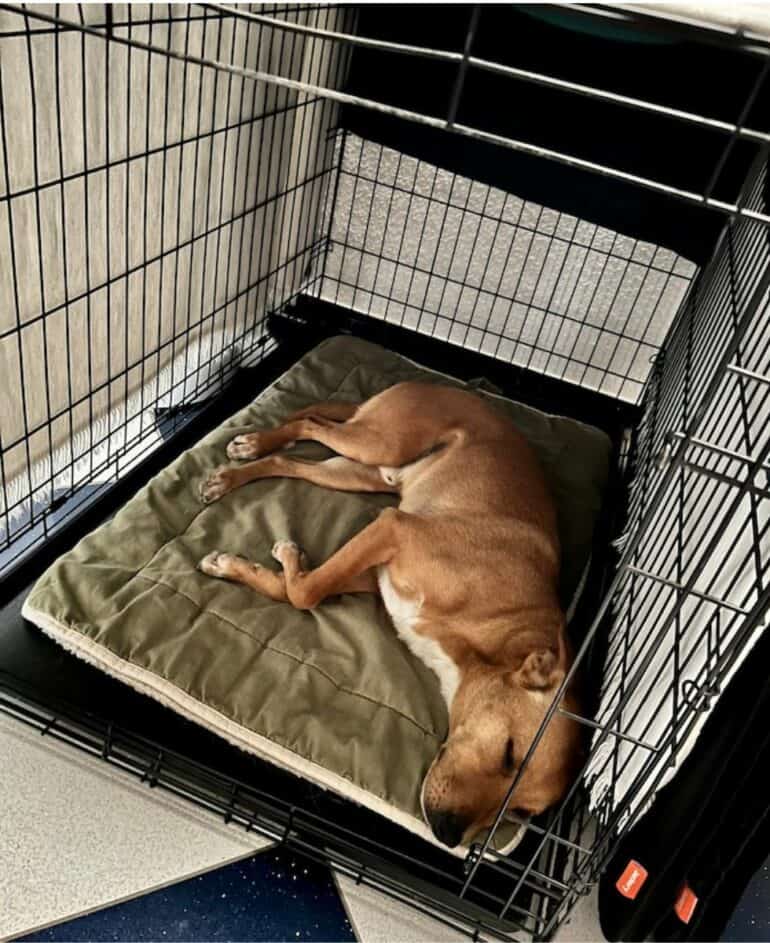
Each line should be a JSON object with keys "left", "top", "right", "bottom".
{"left": 427, "top": 809, "right": 467, "bottom": 848}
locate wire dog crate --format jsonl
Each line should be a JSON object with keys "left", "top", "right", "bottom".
{"left": 1, "top": 4, "right": 769, "bottom": 940}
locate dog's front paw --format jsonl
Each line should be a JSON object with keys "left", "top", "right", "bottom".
{"left": 272, "top": 539, "right": 309, "bottom": 570}
{"left": 272, "top": 539, "right": 298, "bottom": 564}
{"left": 226, "top": 433, "right": 264, "bottom": 460}
{"left": 198, "top": 551, "right": 259, "bottom": 580}
{"left": 200, "top": 466, "right": 234, "bottom": 504}
{"left": 198, "top": 551, "right": 236, "bottom": 578}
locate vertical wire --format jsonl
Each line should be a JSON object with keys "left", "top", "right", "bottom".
{"left": 294, "top": 5, "right": 336, "bottom": 304}
{"left": 204, "top": 6, "right": 237, "bottom": 395}
{"left": 267, "top": 11, "right": 304, "bottom": 322}
{"left": 152, "top": 4, "right": 173, "bottom": 420}
{"left": 53, "top": 2, "right": 76, "bottom": 498}
{"left": 190, "top": 10, "right": 224, "bottom": 397}
{"left": 244, "top": 13, "right": 279, "bottom": 360}
{"left": 103, "top": 0, "right": 113, "bottom": 470}
{"left": 230, "top": 14, "right": 263, "bottom": 354}
{"left": 138, "top": 4, "right": 154, "bottom": 441}
{"left": 491, "top": 204, "right": 546, "bottom": 361}
{"left": 182, "top": 6, "right": 209, "bottom": 412}
{"left": 120, "top": 3, "right": 132, "bottom": 471}
{"left": 0, "top": 38, "right": 36, "bottom": 532}
{"left": 217, "top": 8, "right": 252, "bottom": 378}
{"left": 22, "top": 9, "right": 56, "bottom": 529}
{"left": 167, "top": 6, "right": 193, "bottom": 433}
{"left": 78, "top": 4, "right": 96, "bottom": 483}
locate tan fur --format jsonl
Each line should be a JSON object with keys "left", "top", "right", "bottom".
{"left": 198, "top": 383, "right": 581, "bottom": 847}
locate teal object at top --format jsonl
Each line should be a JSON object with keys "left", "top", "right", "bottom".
{"left": 522, "top": 7, "right": 679, "bottom": 45}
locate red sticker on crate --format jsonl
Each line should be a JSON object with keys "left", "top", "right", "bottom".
{"left": 675, "top": 884, "right": 698, "bottom": 924}
{"left": 616, "top": 860, "right": 648, "bottom": 899}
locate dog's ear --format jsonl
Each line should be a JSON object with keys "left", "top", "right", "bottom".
{"left": 515, "top": 649, "right": 561, "bottom": 690}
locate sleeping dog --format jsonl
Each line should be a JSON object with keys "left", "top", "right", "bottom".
{"left": 198, "top": 382, "right": 582, "bottom": 848}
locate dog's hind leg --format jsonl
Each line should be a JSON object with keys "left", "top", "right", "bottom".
{"left": 227, "top": 413, "right": 458, "bottom": 467}
{"left": 271, "top": 508, "right": 401, "bottom": 609}
{"left": 226, "top": 385, "right": 467, "bottom": 466}
{"left": 198, "top": 549, "right": 379, "bottom": 599}
{"left": 200, "top": 454, "right": 398, "bottom": 504}
{"left": 198, "top": 552, "right": 289, "bottom": 601}
{"left": 227, "top": 401, "right": 359, "bottom": 460}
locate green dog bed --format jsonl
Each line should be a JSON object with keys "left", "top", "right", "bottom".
{"left": 23, "top": 336, "right": 611, "bottom": 854}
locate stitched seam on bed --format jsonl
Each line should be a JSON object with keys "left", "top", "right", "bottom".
{"left": 23, "top": 603, "right": 433, "bottom": 818}
{"left": 127, "top": 359, "right": 365, "bottom": 575}
{"left": 133, "top": 570, "right": 442, "bottom": 740}
{"left": 93, "top": 348, "right": 415, "bottom": 613}
{"left": 30, "top": 355, "right": 370, "bottom": 627}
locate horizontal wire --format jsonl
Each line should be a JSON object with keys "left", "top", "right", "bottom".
{"left": 203, "top": 3, "right": 770, "bottom": 145}
{"left": 468, "top": 55, "right": 770, "bottom": 145}
{"left": 336, "top": 165, "right": 692, "bottom": 278}
{"left": 0, "top": 96, "right": 316, "bottom": 205}
{"left": 4, "top": 2, "right": 770, "bottom": 228}
{"left": 202, "top": 2, "right": 464, "bottom": 64}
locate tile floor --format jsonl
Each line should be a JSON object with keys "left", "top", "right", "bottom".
{"left": 1, "top": 711, "right": 604, "bottom": 942}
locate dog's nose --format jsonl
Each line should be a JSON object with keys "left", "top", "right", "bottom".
{"left": 428, "top": 810, "right": 467, "bottom": 848}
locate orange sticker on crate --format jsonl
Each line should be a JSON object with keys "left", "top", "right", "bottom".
{"left": 675, "top": 884, "right": 699, "bottom": 924}
{"left": 616, "top": 860, "right": 648, "bottom": 899}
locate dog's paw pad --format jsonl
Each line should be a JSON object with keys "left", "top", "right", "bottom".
{"left": 198, "top": 551, "right": 229, "bottom": 577}
{"left": 226, "top": 433, "right": 262, "bottom": 460}
{"left": 200, "top": 466, "right": 232, "bottom": 504}
{"left": 272, "top": 539, "right": 298, "bottom": 564}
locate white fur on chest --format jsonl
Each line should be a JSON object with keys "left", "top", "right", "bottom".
{"left": 377, "top": 567, "right": 460, "bottom": 710}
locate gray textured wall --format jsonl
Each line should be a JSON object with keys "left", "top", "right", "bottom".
{"left": 315, "top": 134, "right": 697, "bottom": 404}
{"left": 0, "top": 3, "right": 348, "bottom": 516}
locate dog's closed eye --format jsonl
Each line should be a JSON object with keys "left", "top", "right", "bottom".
{"left": 503, "top": 736, "right": 515, "bottom": 774}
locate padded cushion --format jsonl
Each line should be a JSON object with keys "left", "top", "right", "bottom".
{"left": 23, "top": 336, "right": 611, "bottom": 852}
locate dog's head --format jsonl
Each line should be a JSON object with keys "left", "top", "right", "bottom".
{"left": 421, "top": 647, "right": 581, "bottom": 848}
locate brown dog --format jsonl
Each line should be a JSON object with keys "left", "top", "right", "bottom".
{"left": 198, "top": 382, "right": 581, "bottom": 848}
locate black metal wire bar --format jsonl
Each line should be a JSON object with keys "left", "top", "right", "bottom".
{"left": 569, "top": 410, "right": 769, "bottom": 874}
{"left": 0, "top": 40, "right": 36, "bottom": 527}
{"left": 0, "top": 96, "right": 315, "bottom": 208}
{"left": 609, "top": 533, "right": 768, "bottom": 790}
{"left": 326, "top": 237, "right": 663, "bottom": 351}
{"left": 22, "top": 8, "right": 56, "bottom": 534}
{"left": 520, "top": 213, "right": 580, "bottom": 375}
{"left": 704, "top": 57, "right": 770, "bottom": 201}
{"left": 201, "top": 8, "right": 238, "bottom": 395}
{"left": 541, "top": 227, "right": 621, "bottom": 381}
{"left": 6, "top": 3, "right": 770, "bottom": 228}
{"left": 282, "top": 6, "right": 324, "bottom": 313}
{"left": 227, "top": 15, "right": 265, "bottom": 360}
{"left": 0, "top": 10, "right": 326, "bottom": 40}
{"left": 78, "top": 4, "right": 95, "bottom": 480}
{"left": 0, "top": 166, "right": 331, "bottom": 458}
{"left": 332, "top": 165, "right": 693, "bottom": 279}
{"left": 321, "top": 272, "right": 653, "bottom": 386}
{"left": 446, "top": 4, "right": 479, "bottom": 128}
{"left": 163, "top": 9, "right": 195, "bottom": 439}
{"left": 597, "top": 459, "right": 762, "bottom": 702}
{"left": 490, "top": 204, "right": 548, "bottom": 360}
{"left": 462, "top": 208, "right": 770, "bottom": 900}
{"left": 589, "top": 257, "right": 674, "bottom": 394}
{"left": 557, "top": 580, "right": 770, "bottom": 940}
{"left": 204, "top": 0, "right": 770, "bottom": 139}
{"left": 0, "top": 245, "right": 322, "bottom": 551}
{"left": 414, "top": 169, "right": 464, "bottom": 332}
{"left": 449, "top": 182, "right": 495, "bottom": 349}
